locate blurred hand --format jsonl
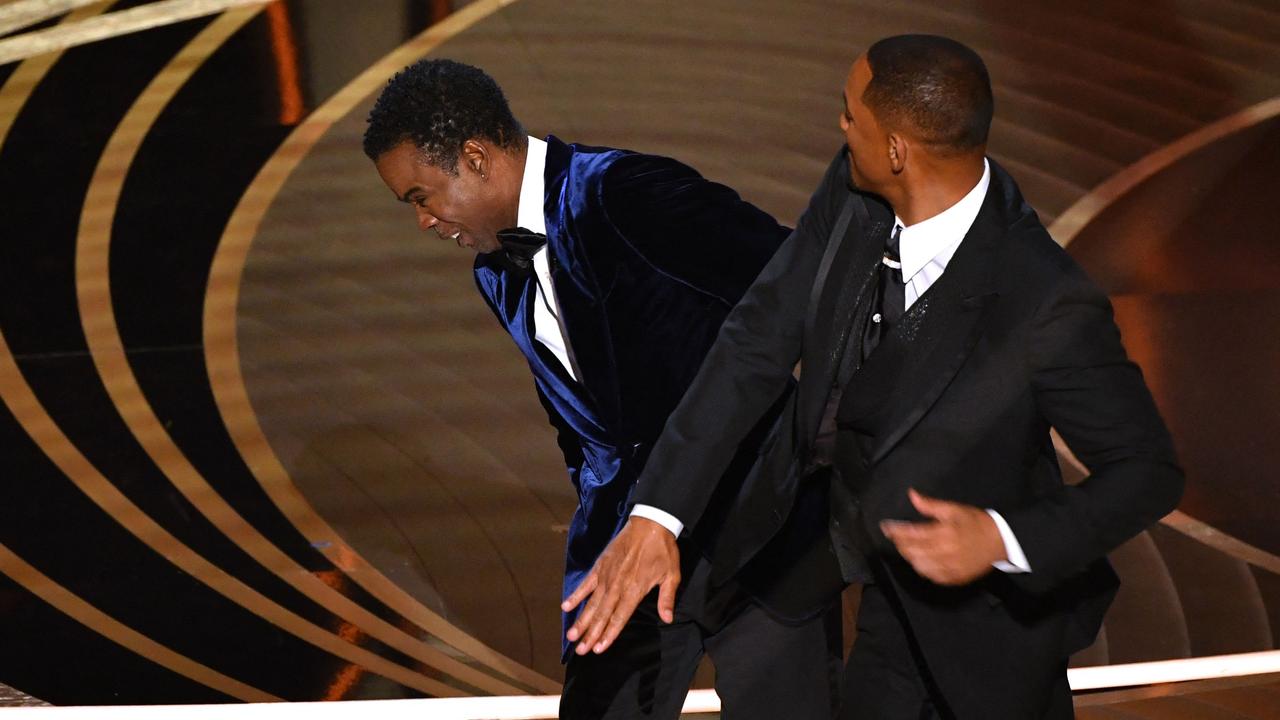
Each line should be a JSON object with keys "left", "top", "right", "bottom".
{"left": 880, "top": 488, "right": 1005, "bottom": 586}
{"left": 561, "top": 517, "right": 681, "bottom": 655}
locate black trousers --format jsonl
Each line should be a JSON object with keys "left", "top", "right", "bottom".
{"left": 840, "top": 581, "right": 1074, "bottom": 720}
{"left": 840, "top": 581, "right": 952, "bottom": 720}
{"left": 560, "top": 556, "right": 842, "bottom": 720}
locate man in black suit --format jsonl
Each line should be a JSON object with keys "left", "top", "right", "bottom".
{"left": 365, "top": 59, "right": 838, "bottom": 719}
{"left": 563, "top": 35, "right": 1184, "bottom": 718}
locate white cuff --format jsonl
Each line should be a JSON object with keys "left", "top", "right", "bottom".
{"left": 986, "top": 509, "right": 1031, "bottom": 573}
{"left": 630, "top": 504, "right": 685, "bottom": 538}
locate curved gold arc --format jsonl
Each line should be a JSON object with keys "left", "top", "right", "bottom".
{"left": 1047, "top": 94, "right": 1280, "bottom": 575}
{"left": 1052, "top": 430, "right": 1280, "bottom": 576}
{"left": 204, "top": 0, "right": 557, "bottom": 694}
{"left": 1049, "top": 95, "right": 1280, "bottom": 248}
{"left": 0, "top": 1, "right": 278, "bottom": 703}
{"left": 67, "top": 4, "right": 472, "bottom": 698}
{"left": 74, "top": 0, "right": 527, "bottom": 698}
{"left": 0, "top": 542, "right": 281, "bottom": 702}
{"left": 0, "top": 0, "right": 101, "bottom": 37}
{"left": 0, "top": 0, "right": 269, "bottom": 66}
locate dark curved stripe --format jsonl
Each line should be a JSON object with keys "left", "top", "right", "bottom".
{"left": 77, "top": 1, "right": 534, "bottom": 694}
{"left": 204, "top": 0, "right": 564, "bottom": 692}
{"left": 0, "top": 4, "right": 442, "bottom": 701}
{"left": 0, "top": 568, "right": 240, "bottom": 705}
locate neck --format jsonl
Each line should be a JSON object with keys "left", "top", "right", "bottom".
{"left": 497, "top": 143, "right": 528, "bottom": 229}
{"left": 887, "top": 153, "right": 984, "bottom": 226}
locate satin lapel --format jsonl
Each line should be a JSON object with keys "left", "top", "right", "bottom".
{"left": 478, "top": 262, "right": 547, "bottom": 370}
{"left": 539, "top": 136, "right": 622, "bottom": 428}
{"left": 797, "top": 210, "right": 889, "bottom": 445}
{"left": 840, "top": 186, "right": 1004, "bottom": 465}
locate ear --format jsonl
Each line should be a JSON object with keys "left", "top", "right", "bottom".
{"left": 887, "top": 132, "right": 907, "bottom": 174}
{"left": 461, "top": 139, "right": 489, "bottom": 179}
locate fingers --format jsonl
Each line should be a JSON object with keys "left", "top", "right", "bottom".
{"left": 577, "top": 571, "right": 681, "bottom": 654}
{"left": 882, "top": 498, "right": 994, "bottom": 587}
{"left": 562, "top": 572, "right": 598, "bottom": 614}
{"left": 908, "top": 488, "right": 956, "bottom": 520}
{"left": 656, "top": 572, "right": 680, "bottom": 624}
{"left": 573, "top": 586, "right": 622, "bottom": 655}
{"left": 593, "top": 589, "right": 648, "bottom": 654}
{"left": 882, "top": 518, "right": 950, "bottom": 580}
{"left": 566, "top": 579, "right": 612, "bottom": 647}
{"left": 881, "top": 519, "right": 935, "bottom": 541}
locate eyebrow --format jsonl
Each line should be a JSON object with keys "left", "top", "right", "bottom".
{"left": 398, "top": 186, "right": 425, "bottom": 203}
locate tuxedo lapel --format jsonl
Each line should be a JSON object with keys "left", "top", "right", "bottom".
{"left": 838, "top": 183, "right": 1005, "bottom": 465}
{"left": 797, "top": 201, "right": 890, "bottom": 446}
{"left": 539, "top": 136, "right": 623, "bottom": 428}
{"left": 481, "top": 265, "right": 554, "bottom": 378}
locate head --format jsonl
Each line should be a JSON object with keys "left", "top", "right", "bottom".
{"left": 840, "top": 35, "right": 992, "bottom": 197}
{"left": 365, "top": 59, "right": 526, "bottom": 253}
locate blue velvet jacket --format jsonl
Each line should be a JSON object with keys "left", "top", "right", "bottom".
{"left": 473, "top": 136, "right": 788, "bottom": 650}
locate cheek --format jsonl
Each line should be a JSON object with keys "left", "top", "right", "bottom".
{"left": 436, "top": 187, "right": 470, "bottom": 224}
{"left": 448, "top": 182, "right": 488, "bottom": 227}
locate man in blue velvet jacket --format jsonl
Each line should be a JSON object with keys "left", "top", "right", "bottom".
{"left": 364, "top": 59, "right": 838, "bottom": 719}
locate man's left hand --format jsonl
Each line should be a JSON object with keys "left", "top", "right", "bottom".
{"left": 880, "top": 488, "right": 1006, "bottom": 586}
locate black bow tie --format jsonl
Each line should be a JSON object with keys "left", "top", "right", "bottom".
{"left": 495, "top": 227, "right": 548, "bottom": 276}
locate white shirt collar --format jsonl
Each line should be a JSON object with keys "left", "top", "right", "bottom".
{"left": 517, "top": 136, "right": 548, "bottom": 235}
{"left": 895, "top": 158, "right": 990, "bottom": 283}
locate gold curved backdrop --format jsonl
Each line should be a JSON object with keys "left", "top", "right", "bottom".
{"left": 0, "top": 0, "right": 1278, "bottom": 710}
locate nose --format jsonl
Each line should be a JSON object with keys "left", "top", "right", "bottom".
{"left": 416, "top": 207, "right": 439, "bottom": 232}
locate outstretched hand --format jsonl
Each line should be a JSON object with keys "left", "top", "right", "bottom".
{"left": 561, "top": 517, "right": 681, "bottom": 655}
{"left": 880, "top": 488, "right": 1006, "bottom": 586}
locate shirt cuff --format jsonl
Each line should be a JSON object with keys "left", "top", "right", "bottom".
{"left": 986, "top": 509, "right": 1031, "bottom": 573}
{"left": 630, "top": 504, "right": 685, "bottom": 538}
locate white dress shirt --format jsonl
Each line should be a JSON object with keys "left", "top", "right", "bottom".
{"left": 519, "top": 136, "right": 579, "bottom": 382}
{"left": 633, "top": 159, "right": 1032, "bottom": 574}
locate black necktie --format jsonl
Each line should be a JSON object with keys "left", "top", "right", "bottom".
{"left": 495, "top": 227, "right": 547, "bottom": 276}
{"left": 860, "top": 224, "right": 905, "bottom": 360}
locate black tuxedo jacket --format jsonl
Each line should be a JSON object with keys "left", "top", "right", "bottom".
{"left": 633, "top": 148, "right": 1184, "bottom": 716}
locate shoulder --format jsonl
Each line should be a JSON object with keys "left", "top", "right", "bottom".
{"left": 587, "top": 148, "right": 747, "bottom": 227}
{"left": 1004, "top": 221, "right": 1095, "bottom": 291}
{"left": 985, "top": 161, "right": 1099, "bottom": 302}
{"left": 595, "top": 150, "right": 706, "bottom": 207}
{"left": 996, "top": 221, "right": 1110, "bottom": 336}
{"left": 549, "top": 141, "right": 679, "bottom": 220}
{"left": 556, "top": 140, "right": 644, "bottom": 191}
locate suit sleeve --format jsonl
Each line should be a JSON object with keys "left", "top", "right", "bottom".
{"left": 630, "top": 149, "right": 852, "bottom": 526}
{"left": 598, "top": 153, "right": 791, "bottom": 305}
{"left": 1002, "top": 264, "right": 1184, "bottom": 592}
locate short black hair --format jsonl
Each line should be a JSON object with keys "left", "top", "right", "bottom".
{"left": 863, "top": 35, "right": 993, "bottom": 153}
{"left": 363, "top": 59, "right": 525, "bottom": 171}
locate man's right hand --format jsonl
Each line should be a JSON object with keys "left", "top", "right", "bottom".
{"left": 560, "top": 517, "right": 682, "bottom": 655}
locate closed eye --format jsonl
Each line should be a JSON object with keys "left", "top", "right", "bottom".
{"left": 398, "top": 186, "right": 429, "bottom": 207}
